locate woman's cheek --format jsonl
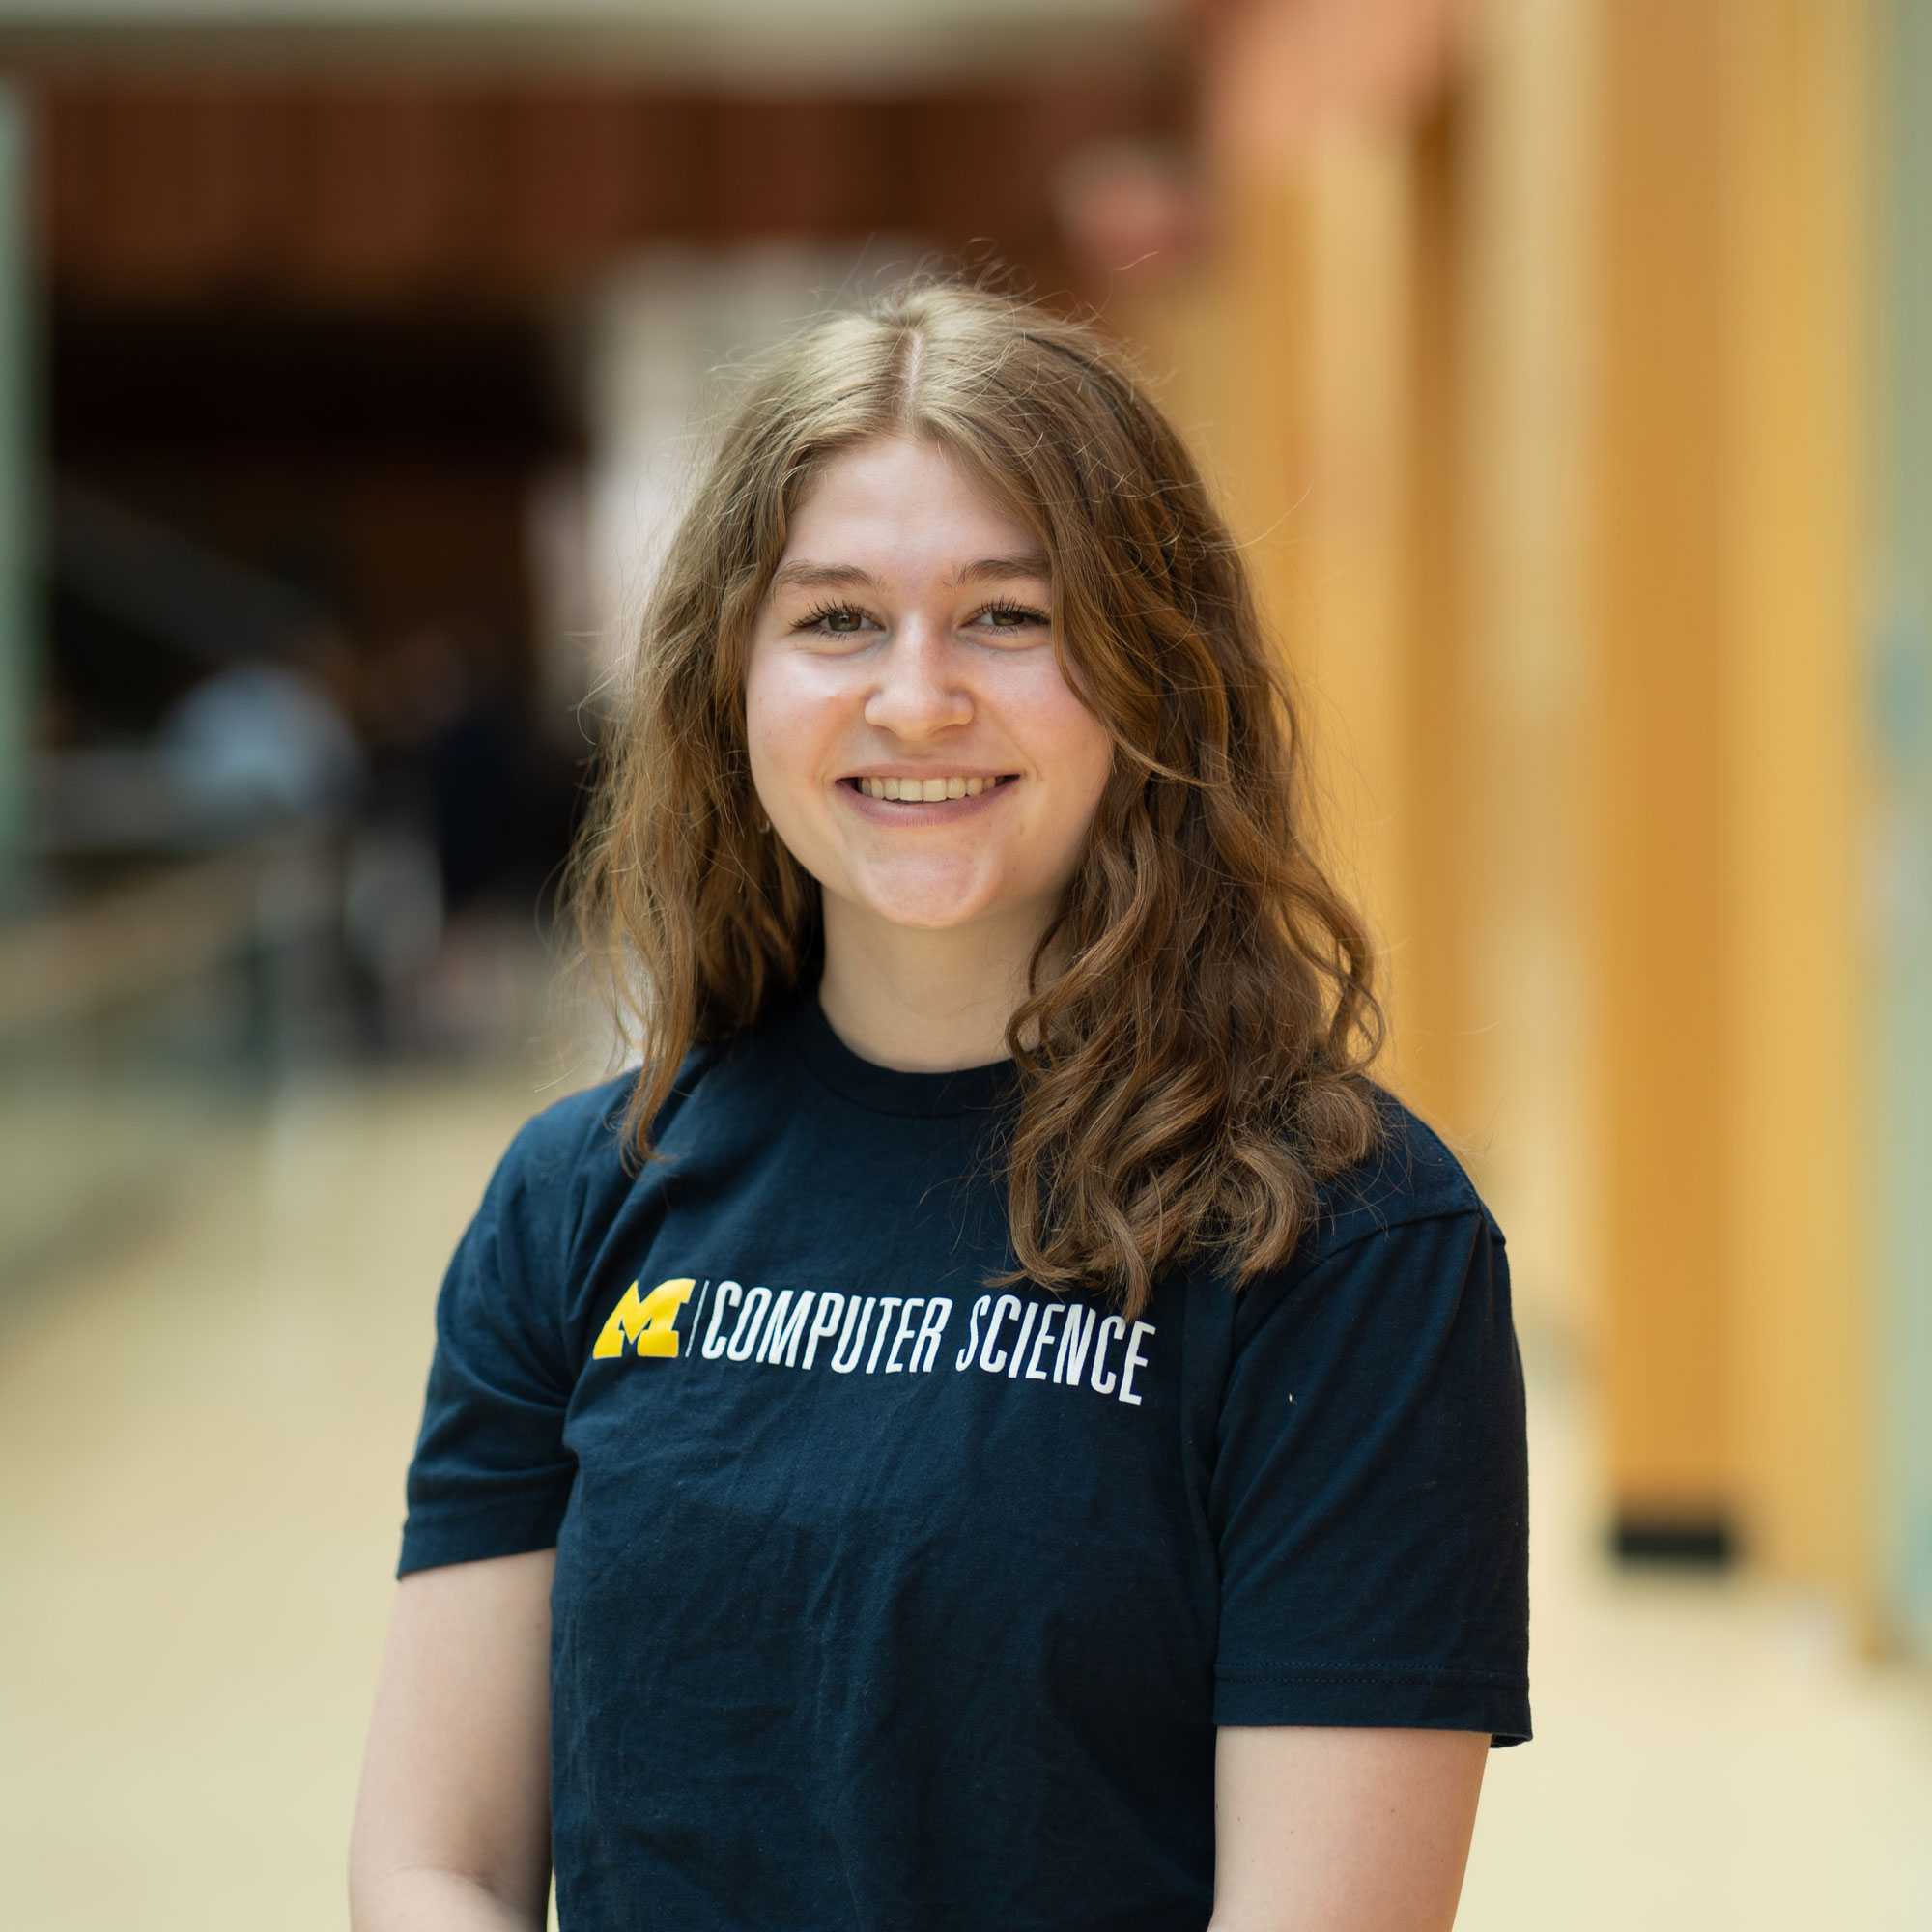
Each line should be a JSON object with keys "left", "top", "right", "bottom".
{"left": 746, "top": 657, "right": 812, "bottom": 807}
{"left": 753, "top": 657, "right": 848, "bottom": 763}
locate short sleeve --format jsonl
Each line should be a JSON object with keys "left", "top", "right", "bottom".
{"left": 1210, "top": 1209, "right": 1531, "bottom": 1743}
{"left": 398, "top": 1118, "right": 583, "bottom": 1577}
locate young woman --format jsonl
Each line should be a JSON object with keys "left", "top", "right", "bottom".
{"left": 350, "top": 283, "right": 1530, "bottom": 1932}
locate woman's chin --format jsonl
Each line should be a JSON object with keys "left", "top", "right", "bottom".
{"left": 854, "top": 895, "right": 999, "bottom": 935}
{"left": 829, "top": 875, "right": 1021, "bottom": 937}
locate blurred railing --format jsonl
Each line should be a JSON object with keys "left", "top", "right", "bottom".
{"left": 0, "top": 837, "right": 340, "bottom": 1285}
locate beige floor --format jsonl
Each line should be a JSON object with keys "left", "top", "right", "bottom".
{"left": 3, "top": 1068, "right": 1930, "bottom": 1930}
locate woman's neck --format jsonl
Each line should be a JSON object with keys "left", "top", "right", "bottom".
{"left": 815, "top": 897, "right": 1045, "bottom": 1073}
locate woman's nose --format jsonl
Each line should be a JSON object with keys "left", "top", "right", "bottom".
{"left": 862, "top": 624, "right": 972, "bottom": 739}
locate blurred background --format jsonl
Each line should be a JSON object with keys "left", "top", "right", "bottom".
{"left": 1, "top": 0, "right": 1930, "bottom": 1925}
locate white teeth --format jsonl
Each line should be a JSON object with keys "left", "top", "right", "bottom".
{"left": 856, "top": 775, "right": 1005, "bottom": 801}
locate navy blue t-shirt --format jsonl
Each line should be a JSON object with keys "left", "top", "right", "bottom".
{"left": 402, "top": 997, "right": 1530, "bottom": 1931}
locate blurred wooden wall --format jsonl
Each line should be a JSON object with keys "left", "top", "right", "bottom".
{"left": 1125, "top": 0, "right": 1593, "bottom": 1325}
{"left": 31, "top": 74, "right": 1180, "bottom": 302}
{"left": 1140, "top": 0, "right": 1878, "bottom": 1626}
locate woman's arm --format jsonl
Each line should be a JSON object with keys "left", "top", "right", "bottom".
{"left": 350, "top": 1548, "right": 556, "bottom": 1931}
{"left": 1209, "top": 1726, "right": 1489, "bottom": 1932}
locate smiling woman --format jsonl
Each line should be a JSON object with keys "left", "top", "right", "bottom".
{"left": 745, "top": 435, "right": 1115, "bottom": 1069}
{"left": 572, "top": 284, "right": 1395, "bottom": 1306}
{"left": 350, "top": 282, "right": 1530, "bottom": 1932}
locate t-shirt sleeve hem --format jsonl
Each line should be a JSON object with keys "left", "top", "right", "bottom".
{"left": 397, "top": 1483, "right": 574, "bottom": 1577}
{"left": 1214, "top": 1666, "right": 1531, "bottom": 1745}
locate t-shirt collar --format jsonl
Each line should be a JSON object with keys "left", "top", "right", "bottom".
{"left": 789, "top": 993, "right": 1018, "bottom": 1119}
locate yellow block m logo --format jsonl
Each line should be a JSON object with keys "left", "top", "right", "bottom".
{"left": 592, "top": 1278, "right": 696, "bottom": 1360}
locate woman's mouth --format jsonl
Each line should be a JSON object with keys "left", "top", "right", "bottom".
{"left": 845, "top": 774, "right": 1016, "bottom": 802}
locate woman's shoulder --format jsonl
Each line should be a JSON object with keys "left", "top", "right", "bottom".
{"left": 1295, "top": 1085, "right": 1496, "bottom": 1274}
{"left": 491, "top": 1039, "right": 702, "bottom": 1178}
{"left": 487, "top": 1069, "right": 640, "bottom": 1203}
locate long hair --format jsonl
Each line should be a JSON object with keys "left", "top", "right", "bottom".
{"left": 568, "top": 279, "right": 1383, "bottom": 1316}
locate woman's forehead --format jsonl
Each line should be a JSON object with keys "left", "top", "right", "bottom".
{"left": 778, "top": 436, "right": 1051, "bottom": 584}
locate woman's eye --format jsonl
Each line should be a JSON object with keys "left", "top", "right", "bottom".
{"left": 979, "top": 603, "right": 1049, "bottom": 632}
{"left": 799, "top": 605, "right": 873, "bottom": 636}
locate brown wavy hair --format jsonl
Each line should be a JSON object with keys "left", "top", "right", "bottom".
{"left": 568, "top": 279, "right": 1382, "bottom": 1316}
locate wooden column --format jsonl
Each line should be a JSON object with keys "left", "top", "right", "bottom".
{"left": 1593, "top": 0, "right": 1737, "bottom": 1548}
{"left": 1593, "top": 0, "right": 1872, "bottom": 1589}
{"left": 1398, "top": 96, "right": 1476, "bottom": 1139}
{"left": 1452, "top": 0, "right": 1603, "bottom": 1336}
{"left": 1719, "top": 0, "right": 1869, "bottom": 1609}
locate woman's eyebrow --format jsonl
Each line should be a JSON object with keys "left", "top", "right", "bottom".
{"left": 952, "top": 553, "right": 1051, "bottom": 586}
{"left": 768, "top": 553, "right": 1052, "bottom": 596}
{"left": 769, "top": 561, "right": 879, "bottom": 594}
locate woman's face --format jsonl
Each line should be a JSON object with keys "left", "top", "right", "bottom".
{"left": 746, "top": 435, "right": 1115, "bottom": 942}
